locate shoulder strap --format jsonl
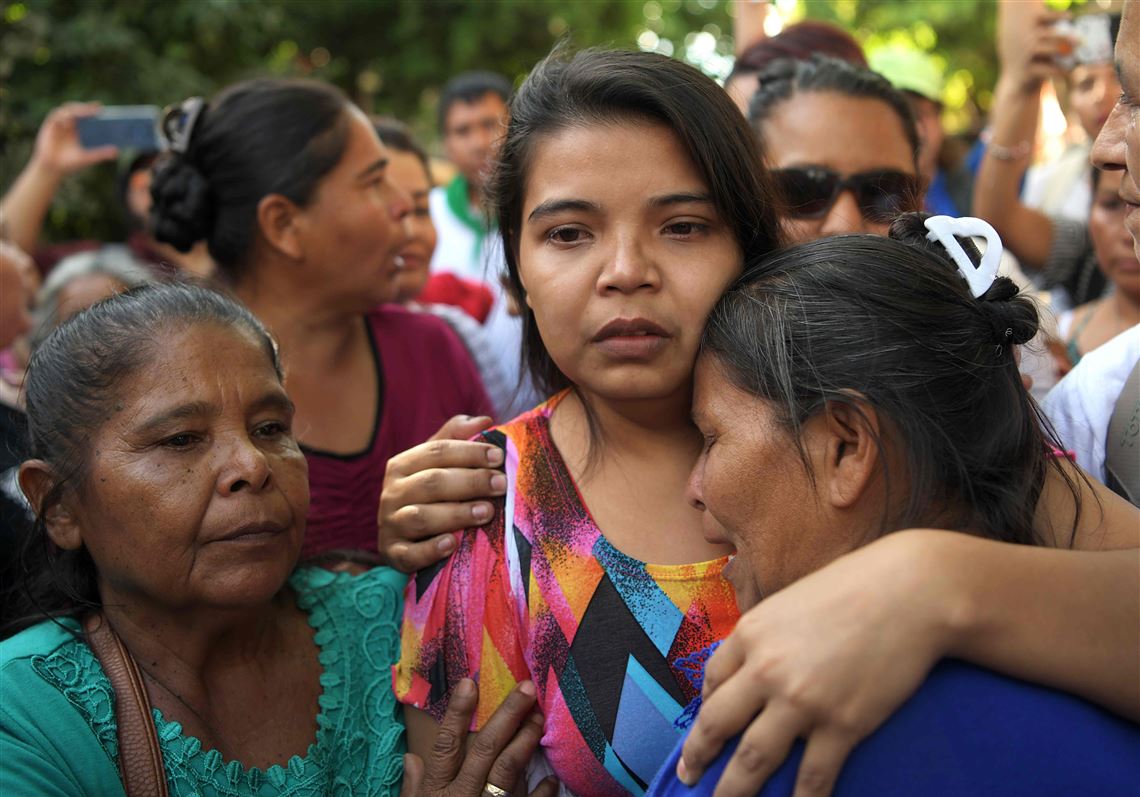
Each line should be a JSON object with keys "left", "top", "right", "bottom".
{"left": 83, "top": 613, "right": 170, "bottom": 797}
{"left": 1104, "top": 359, "right": 1140, "bottom": 506}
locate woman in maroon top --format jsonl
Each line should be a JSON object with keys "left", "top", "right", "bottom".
{"left": 149, "top": 79, "right": 494, "bottom": 554}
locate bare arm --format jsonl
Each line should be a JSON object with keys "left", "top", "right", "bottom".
{"left": 971, "top": 1, "right": 1067, "bottom": 272}
{"left": 972, "top": 2, "right": 1066, "bottom": 272}
{"left": 973, "top": 78, "right": 1056, "bottom": 269}
{"left": 732, "top": 0, "right": 770, "bottom": 56}
{"left": 0, "top": 103, "right": 117, "bottom": 253}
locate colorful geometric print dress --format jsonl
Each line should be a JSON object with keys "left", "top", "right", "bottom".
{"left": 394, "top": 392, "right": 740, "bottom": 796}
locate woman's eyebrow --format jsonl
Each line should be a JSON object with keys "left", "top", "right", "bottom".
{"left": 132, "top": 401, "right": 215, "bottom": 435}
{"left": 356, "top": 157, "right": 389, "bottom": 180}
{"left": 526, "top": 198, "right": 601, "bottom": 223}
{"left": 647, "top": 192, "right": 713, "bottom": 209}
{"left": 249, "top": 391, "right": 296, "bottom": 416}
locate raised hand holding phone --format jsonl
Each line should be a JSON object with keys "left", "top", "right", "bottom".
{"left": 32, "top": 102, "right": 121, "bottom": 176}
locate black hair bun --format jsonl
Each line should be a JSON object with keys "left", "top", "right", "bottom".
{"left": 977, "top": 277, "right": 1039, "bottom": 346}
{"left": 149, "top": 156, "right": 215, "bottom": 253}
{"left": 890, "top": 211, "right": 1039, "bottom": 347}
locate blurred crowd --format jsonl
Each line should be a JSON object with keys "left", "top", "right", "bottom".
{"left": 0, "top": 2, "right": 1137, "bottom": 797}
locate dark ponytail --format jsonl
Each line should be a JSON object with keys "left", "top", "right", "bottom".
{"left": 150, "top": 79, "right": 352, "bottom": 280}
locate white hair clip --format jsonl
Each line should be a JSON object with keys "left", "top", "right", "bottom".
{"left": 923, "top": 215, "right": 1003, "bottom": 298}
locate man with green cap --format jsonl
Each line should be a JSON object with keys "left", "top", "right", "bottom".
{"left": 869, "top": 45, "right": 974, "bottom": 217}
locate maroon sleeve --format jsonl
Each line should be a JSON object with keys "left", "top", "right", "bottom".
{"left": 377, "top": 306, "right": 496, "bottom": 423}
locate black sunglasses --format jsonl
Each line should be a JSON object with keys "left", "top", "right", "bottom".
{"left": 773, "top": 167, "right": 922, "bottom": 223}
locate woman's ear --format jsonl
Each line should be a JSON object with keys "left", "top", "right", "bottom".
{"left": 18, "top": 460, "right": 83, "bottom": 551}
{"left": 816, "top": 399, "right": 884, "bottom": 510}
{"left": 256, "top": 194, "right": 305, "bottom": 261}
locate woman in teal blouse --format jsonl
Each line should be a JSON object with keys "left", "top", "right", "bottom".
{"left": 0, "top": 283, "right": 552, "bottom": 797}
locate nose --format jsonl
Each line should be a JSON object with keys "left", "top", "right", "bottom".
{"left": 819, "top": 189, "right": 869, "bottom": 236}
{"left": 1091, "top": 102, "right": 1128, "bottom": 172}
{"left": 387, "top": 179, "right": 413, "bottom": 223}
{"left": 599, "top": 232, "right": 658, "bottom": 294}
{"left": 217, "top": 435, "right": 272, "bottom": 497}
{"left": 685, "top": 456, "right": 707, "bottom": 512}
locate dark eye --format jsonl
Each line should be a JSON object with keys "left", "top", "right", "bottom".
{"left": 254, "top": 421, "right": 290, "bottom": 439}
{"left": 548, "top": 227, "right": 586, "bottom": 244}
{"left": 665, "top": 221, "right": 708, "bottom": 237}
{"left": 161, "top": 433, "right": 199, "bottom": 449}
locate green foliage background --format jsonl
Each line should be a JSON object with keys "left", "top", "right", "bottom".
{"left": 0, "top": 0, "right": 1034, "bottom": 243}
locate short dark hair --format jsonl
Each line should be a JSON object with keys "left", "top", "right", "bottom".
{"left": 488, "top": 46, "right": 785, "bottom": 399}
{"left": 6, "top": 282, "right": 281, "bottom": 636}
{"left": 372, "top": 116, "right": 432, "bottom": 184}
{"left": 438, "top": 71, "right": 513, "bottom": 134}
{"left": 728, "top": 20, "right": 866, "bottom": 84}
{"left": 749, "top": 55, "right": 920, "bottom": 166}
{"left": 150, "top": 78, "right": 352, "bottom": 281}
{"left": 701, "top": 212, "right": 1079, "bottom": 546}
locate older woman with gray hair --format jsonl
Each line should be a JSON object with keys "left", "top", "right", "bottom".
{"left": 27, "top": 245, "right": 154, "bottom": 353}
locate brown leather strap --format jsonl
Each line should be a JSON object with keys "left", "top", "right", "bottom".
{"left": 84, "top": 613, "right": 170, "bottom": 797}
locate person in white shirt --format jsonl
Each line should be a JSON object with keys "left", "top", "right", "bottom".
{"left": 429, "top": 71, "right": 539, "bottom": 416}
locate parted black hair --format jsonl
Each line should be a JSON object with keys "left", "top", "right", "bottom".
{"left": 4, "top": 283, "right": 281, "bottom": 638}
{"left": 149, "top": 78, "right": 352, "bottom": 281}
{"left": 701, "top": 212, "right": 1079, "bottom": 546}
{"left": 438, "top": 70, "right": 513, "bottom": 134}
{"left": 488, "top": 46, "right": 785, "bottom": 400}
{"left": 749, "top": 55, "right": 921, "bottom": 166}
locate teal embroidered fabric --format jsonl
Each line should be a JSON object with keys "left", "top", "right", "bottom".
{"left": 8, "top": 566, "right": 406, "bottom": 797}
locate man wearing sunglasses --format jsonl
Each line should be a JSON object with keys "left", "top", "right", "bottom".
{"left": 750, "top": 55, "right": 925, "bottom": 243}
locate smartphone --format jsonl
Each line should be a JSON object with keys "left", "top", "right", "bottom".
{"left": 1054, "top": 15, "right": 1115, "bottom": 70}
{"left": 76, "top": 106, "right": 162, "bottom": 152}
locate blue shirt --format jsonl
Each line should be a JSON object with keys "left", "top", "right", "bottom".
{"left": 649, "top": 660, "right": 1140, "bottom": 797}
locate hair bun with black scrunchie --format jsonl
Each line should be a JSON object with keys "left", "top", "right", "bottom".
{"left": 976, "top": 276, "right": 1038, "bottom": 346}
{"left": 888, "top": 211, "right": 1039, "bottom": 349}
{"left": 149, "top": 156, "right": 215, "bottom": 253}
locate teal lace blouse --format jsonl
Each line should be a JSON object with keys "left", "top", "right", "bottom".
{"left": 0, "top": 566, "right": 407, "bottom": 797}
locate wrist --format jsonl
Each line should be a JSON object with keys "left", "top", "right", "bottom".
{"left": 25, "top": 154, "right": 67, "bottom": 183}
{"left": 880, "top": 530, "right": 979, "bottom": 659}
{"left": 996, "top": 73, "right": 1042, "bottom": 100}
